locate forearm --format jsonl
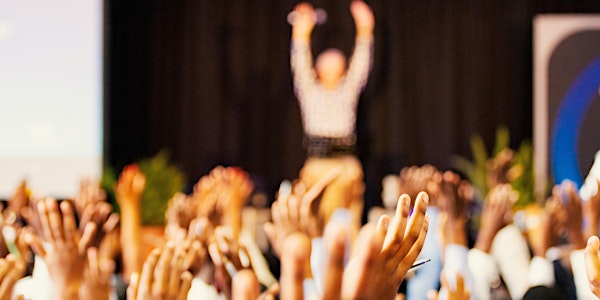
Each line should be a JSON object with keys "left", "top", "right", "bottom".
{"left": 290, "top": 39, "right": 316, "bottom": 97}
{"left": 119, "top": 200, "right": 142, "bottom": 280}
{"left": 473, "top": 227, "right": 495, "bottom": 253}
{"left": 355, "top": 24, "right": 373, "bottom": 40}
{"left": 446, "top": 218, "right": 468, "bottom": 246}
{"left": 292, "top": 27, "right": 311, "bottom": 43}
{"left": 345, "top": 37, "right": 373, "bottom": 92}
{"left": 586, "top": 212, "right": 599, "bottom": 238}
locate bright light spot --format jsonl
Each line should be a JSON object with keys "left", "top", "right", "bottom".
{"left": 0, "top": 21, "right": 14, "bottom": 41}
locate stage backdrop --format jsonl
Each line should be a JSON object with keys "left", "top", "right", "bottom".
{"left": 106, "top": 1, "right": 600, "bottom": 216}
{"left": 534, "top": 15, "right": 600, "bottom": 199}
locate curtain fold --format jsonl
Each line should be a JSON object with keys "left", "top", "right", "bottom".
{"left": 106, "top": 0, "right": 600, "bottom": 214}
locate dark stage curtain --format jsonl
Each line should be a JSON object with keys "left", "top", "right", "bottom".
{"left": 105, "top": 0, "right": 600, "bottom": 214}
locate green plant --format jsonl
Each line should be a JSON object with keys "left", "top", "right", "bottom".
{"left": 451, "top": 126, "right": 535, "bottom": 208}
{"left": 138, "top": 151, "right": 186, "bottom": 225}
{"left": 101, "top": 164, "right": 118, "bottom": 213}
{"left": 102, "top": 151, "right": 186, "bottom": 225}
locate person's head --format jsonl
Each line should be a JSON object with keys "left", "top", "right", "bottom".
{"left": 315, "top": 48, "right": 346, "bottom": 87}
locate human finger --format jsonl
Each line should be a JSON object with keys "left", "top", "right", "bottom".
{"left": 152, "top": 243, "right": 174, "bottom": 296}
{"left": 395, "top": 216, "right": 429, "bottom": 279}
{"left": 322, "top": 221, "right": 348, "bottom": 300}
{"left": 376, "top": 214, "right": 390, "bottom": 237}
{"left": 87, "top": 247, "right": 100, "bottom": 283}
{"left": 397, "top": 192, "right": 429, "bottom": 258}
{"left": 585, "top": 236, "right": 600, "bottom": 296}
{"left": 382, "top": 194, "right": 410, "bottom": 252}
{"left": 0, "top": 258, "right": 18, "bottom": 299}
{"left": 78, "top": 222, "right": 97, "bottom": 255}
{"left": 287, "top": 192, "right": 300, "bottom": 226}
{"left": 60, "top": 201, "right": 78, "bottom": 245}
{"left": 138, "top": 248, "right": 160, "bottom": 297}
{"left": 36, "top": 200, "right": 53, "bottom": 243}
{"left": 46, "top": 199, "right": 64, "bottom": 243}
{"left": 23, "top": 232, "right": 46, "bottom": 258}
{"left": 177, "top": 271, "right": 193, "bottom": 300}
{"left": 127, "top": 272, "right": 140, "bottom": 300}
{"left": 0, "top": 259, "right": 10, "bottom": 286}
{"left": 103, "top": 212, "right": 120, "bottom": 233}
{"left": 169, "top": 247, "right": 185, "bottom": 298}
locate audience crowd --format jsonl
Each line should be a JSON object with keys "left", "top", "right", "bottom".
{"left": 0, "top": 151, "right": 598, "bottom": 300}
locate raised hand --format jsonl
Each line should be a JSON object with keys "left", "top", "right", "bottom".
{"left": 264, "top": 169, "right": 340, "bottom": 257}
{"left": 80, "top": 247, "right": 115, "bottom": 300}
{"left": 474, "top": 184, "right": 515, "bottom": 253}
{"left": 127, "top": 243, "right": 193, "bottom": 300}
{"left": 397, "top": 165, "right": 441, "bottom": 205}
{"left": 115, "top": 164, "right": 146, "bottom": 280}
{"left": 0, "top": 254, "right": 25, "bottom": 300}
{"left": 342, "top": 192, "right": 429, "bottom": 299}
{"left": 443, "top": 272, "right": 472, "bottom": 300}
{"left": 530, "top": 195, "right": 562, "bottom": 258}
{"left": 191, "top": 166, "right": 253, "bottom": 239}
{"left": 115, "top": 164, "right": 146, "bottom": 208}
{"left": 7, "top": 180, "right": 29, "bottom": 224}
{"left": 75, "top": 179, "right": 107, "bottom": 216}
{"left": 207, "top": 226, "right": 253, "bottom": 299}
{"left": 163, "top": 215, "right": 208, "bottom": 278}
{"left": 279, "top": 192, "right": 429, "bottom": 300}
{"left": 485, "top": 148, "right": 515, "bottom": 189}
{"left": 291, "top": 2, "right": 317, "bottom": 41}
{"left": 555, "top": 180, "right": 586, "bottom": 249}
{"left": 438, "top": 171, "right": 472, "bottom": 247}
{"left": 350, "top": 0, "right": 375, "bottom": 38}
{"left": 24, "top": 198, "right": 97, "bottom": 300}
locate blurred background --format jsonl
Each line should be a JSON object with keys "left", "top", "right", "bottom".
{"left": 2, "top": 0, "right": 600, "bottom": 217}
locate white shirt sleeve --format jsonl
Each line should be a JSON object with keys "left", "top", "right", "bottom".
{"left": 290, "top": 40, "right": 318, "bottom": 102}
{"left": 468, "top": 248, "right": 499, "bottom": 300}
{"left": 570, "top": 248, "right": 597, "bottom": 300}
{"left": 342, "top": 37, "right": 373, "bottom": 96}
{"left": 490, "top": 224, "right": 531, "bottom": 299}
{"left": 439, "top": 244, "right": 475, "bottom": 300}
{"left": 528, "top": 256, "right": 555, "bottom": 287}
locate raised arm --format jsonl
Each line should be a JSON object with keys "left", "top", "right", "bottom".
{"left": 345, "top": 0, "right": 374, "bottom": 94}
{"left": 290, "top": 2, "right": 318, "bottom": 98}
{"left": 291, "top": 2, "right": 316, "bottom": 43}
{"left": 115, "top": 164, "right": 146, "bottom": 282}
{"left": 350, "top": 0, "right": 374, "bottom": 40}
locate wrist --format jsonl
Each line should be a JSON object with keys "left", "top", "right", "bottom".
{"left": 474, "top": 231, "right": 494, "bottom": 253}
{"left": 53, "top": 282, "right": 80, "bottom": 300}
{"left": 446, "top": 219, "right": 468, "bottom": 246}
{"left": 587, "top": 217, "right": 599, "bottom": 236}
{"left": 80, "top": 282, "right": 111, "bottom": 300}
{"left": 292, "top": 34, "right": 311, "bottom": 43}
{"left": 355, "top": 28, "right": 373, "bottom": 39}
{"left": 569, "top": 231, "right": 586, "bottom": 249}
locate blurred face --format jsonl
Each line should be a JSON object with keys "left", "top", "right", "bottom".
{"left": 315, "top": 49, "right": 346, "bottom": 85}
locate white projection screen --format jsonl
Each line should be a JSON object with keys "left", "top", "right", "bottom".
{"left": 0, "top": 0, "right": 103, "bottom": 199}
